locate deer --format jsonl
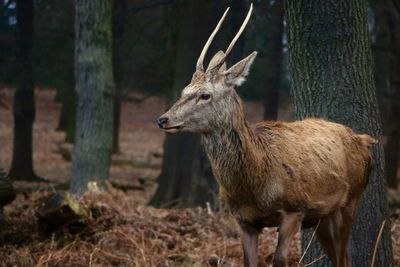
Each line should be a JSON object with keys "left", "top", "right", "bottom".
{"left": 157, "top": 4, "right": 376, "bottom": 267}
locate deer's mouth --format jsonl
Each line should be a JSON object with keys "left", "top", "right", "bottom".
{"left": 162, "top": 124, "right": 183, "bottom": 133}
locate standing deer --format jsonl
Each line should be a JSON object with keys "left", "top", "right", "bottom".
{"left": 158, "top": 4, "right": 375, "bottom": 266}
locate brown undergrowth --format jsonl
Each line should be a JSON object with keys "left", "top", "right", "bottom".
{"left": 1, "top": 187, "right": 398, "bottom": 267}
{"left": 0, "top": 186, "right": 294, "bottom": 267}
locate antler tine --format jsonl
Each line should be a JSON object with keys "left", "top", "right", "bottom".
{"left": 196, "top": 7, "right": 230, "bottom": 71}
{"left": 224, "top": 3, "right": 253, "bottom": 58}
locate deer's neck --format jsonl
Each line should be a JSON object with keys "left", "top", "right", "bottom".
{"left": 201, "top": 95, "right": 262, "bottom": 195}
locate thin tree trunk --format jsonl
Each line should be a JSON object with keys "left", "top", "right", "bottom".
{"left": 54, "top": 0, "right": 75, "bottom": 143}
{"left": 372, "top": 0, "right": 400, "bottom": 189}
{"left": 385, "top": 108, "right": 400, "bottom": 189}
{"left": 150, "top": 0, "right": 218, "bottom": 208}
{"left": 57, "top": 88, "right": 68, "bottom": 131}
{"left": 111, "top": 0, "right": 127, "bottom": 154}
{"left": 57, "top": 86, "right": 75, "bottom": 143}
{"left": 285, "top": 0, "right": 393, "bottom": 266}
{"left": 9, "top": 0, "right": 42, "bottom": 181}
{"left": 71, "top": 0, "right": 114, "bottom": 195}
{"left": 384, "top": 1, "right": 400, "bottom": 189}
{"left": 372, "top": 0, "right": 391, "bottom": 131}
{"left": 262, "top": 0, "right": 284, "bottom": 120}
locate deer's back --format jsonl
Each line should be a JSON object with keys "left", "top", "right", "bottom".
{"left": 251, "top": 118, "right": 371, "bottom": 216}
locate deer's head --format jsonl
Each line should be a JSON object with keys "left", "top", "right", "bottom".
{"left": 158, "top": 4, "right": 257, "bottom": 134}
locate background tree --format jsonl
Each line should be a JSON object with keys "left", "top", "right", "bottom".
{"left": 285, "top": 0, "right": 393, "bottom": 265}
{"left": 225, "top": 1, "right": 246, "bottom": 69}
{"left": 385, "top": 1, "right": 400, "bottom": 189}
{"left": 9, "top": 0, "right": 41, "bottom": 181}
{"left": 0, "top": 1, "right": 16, "bottom": 84}
{"left": 372, "top": 0, "right": 400, "bottom": 189}
{"left": 149, "top": 0, "right": 219, "bottom": 207}
{"left": 112, "top": 0, "right": 127, "bottom": 153}
{"left": 31, "top": 0, "right": 76, "bottom": 143}
{"left": 243, "top": 0, "right": 289, "bottom": 119}
{"left": 71, "top": 0, "right": 115, "bottom": 195}
{"left": 0, "top": 166, "right": 15, "bottom": 233}
{"left": 260, "top": 0, "right": 284, "bottom": 120}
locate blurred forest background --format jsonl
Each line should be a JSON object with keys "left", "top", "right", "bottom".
{"left": 0, "top": 0, "right": 399, "bottom": 266}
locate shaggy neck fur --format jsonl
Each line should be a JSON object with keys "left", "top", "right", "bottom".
{"left": 201, "top": 91, "right": 270, "bottom": 199}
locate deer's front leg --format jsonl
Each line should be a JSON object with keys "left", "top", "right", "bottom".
{"left": 273, "top": 211, "right": 304, "bottom": 267}
{"left": 240, "top": 225, "right": 259, "bottom": 267}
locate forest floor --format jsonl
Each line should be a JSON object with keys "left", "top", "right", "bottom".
{"left": 0, "top": 88, "right": 399, "bottom": 266}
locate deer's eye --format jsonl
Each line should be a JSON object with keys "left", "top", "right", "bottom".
{"left": 200, "top": 93, "right": 211, "bottom": 100}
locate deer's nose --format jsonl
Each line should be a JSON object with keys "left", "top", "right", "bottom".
{"left": 158, "top": 117, "right": 169, "bottom": 128}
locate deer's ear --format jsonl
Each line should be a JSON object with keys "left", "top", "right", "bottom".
{"left": 207, "top": 50, "right": 225, "bottom": 72}
{"left": 223, "top": 51, "right": 257, "bottom": 86}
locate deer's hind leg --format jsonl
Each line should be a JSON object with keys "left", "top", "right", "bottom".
{"left": 273, "top": 211, "right": 304, "bottom": 267}
{"left": 336, "top": 196, "right": 363, "bottom": 267}
{"left": 315, "top": 210, "right": 342, "bottom": 266}
{"left": 315, "top": 204, "right": 357, "bottom": 267}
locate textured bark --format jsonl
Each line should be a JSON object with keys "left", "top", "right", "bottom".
{"left": 285, "top": 0, "right": 393, "bottom": 266}
{"left": 262, "top": 0, "right": 284, "bottom": 120}
{"left": 9, "top": 0, "right": 41, "bottom": 181}
{"left": 71, "top": 0, "right": 114, "bottom": 195}
{"left": 149, "top": 0, "right": 218, "bottom": 207}
{"left": 111, "top": 0, "right": 127, "bottom": 154}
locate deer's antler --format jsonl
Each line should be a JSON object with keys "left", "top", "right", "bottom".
{"left": 224, "top": 3, "right": 253, "bottom": 59}
{"left": 196, "top": 7, "right": 230, "bottom": 72}
{"left": 204, "top": 3, "right": 254, "bottom": 73}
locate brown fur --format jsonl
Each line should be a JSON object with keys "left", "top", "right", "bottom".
{"left": 201, "top": 93, "right": 373, "bottom": 266}
{"left": 160, "top": 87, "right": 374, "bottom": 267}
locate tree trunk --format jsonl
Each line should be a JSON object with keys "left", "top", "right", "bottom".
{"left": 285, "top": 0, "right": 393, "bottom": 266}
{"left": 149, "top": 0, "right": 219, "bottom": 208}
{"left": 372, "top": 0, "right": 400, "bottom": 190}
{"left": 262, "top": 0, "right": 284, "bottom": 120}
{"left": 0, "top": 166, "right": 14, "bottom": 235}
{"left": 57, "top": 85, "right": 76, "bottom": 143}
{"left": 112, "top": 0, "right": 127, "bottom": 154}
{"left": 372, "top": 0, "right": 391, "bottom": 133}
{"left": 385, "top": 102, "right": 400, "bottom": 189}
{"left": 9, "top": 0, "right": 42, "bottom": 181}
{"left": 71, "top": 0, "right": 114, "bottom": 195}
{"left": 383, "top": 1, "right": 400, "bottom": 189}
{"left": 0, "top": 166, "right": 15, "bottom": 207}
